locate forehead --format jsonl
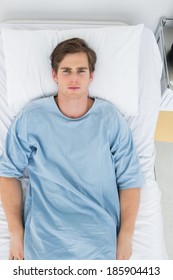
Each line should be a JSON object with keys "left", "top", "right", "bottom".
{"left": 59, "top": 52, "right": 89, "bottom": 68}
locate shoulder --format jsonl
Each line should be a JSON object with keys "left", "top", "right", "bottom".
{"left": 22, "top": 96, "right": 53, "bottom": 115}
{"left": 16, "top": 96, "right": 53, "bottom": 122}
{"left": 95, "top": 98, "right": 126, "bottom": 124}
{"left": 9, "top": 96, "right": 53, "bottom": 133}
{"left": 95, "top": 99, "right": 132, "bottom": 143}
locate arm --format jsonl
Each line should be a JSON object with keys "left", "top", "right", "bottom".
{"left": 116, "top": 187, "right": 140, "bottom": 260}
{"left": 0, "top": 177, "right": 24, "bottom": 260}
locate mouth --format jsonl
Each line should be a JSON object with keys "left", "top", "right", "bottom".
{"left": 68, "top": 87, "right": 80, "bottom": 90}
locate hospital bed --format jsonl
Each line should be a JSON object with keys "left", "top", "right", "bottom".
{"left": 0, "top": 20, "right": 168, "bottom": 259}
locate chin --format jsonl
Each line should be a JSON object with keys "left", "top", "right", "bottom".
{"left": 66, "top": 92, "right": 86, "bottom": 100}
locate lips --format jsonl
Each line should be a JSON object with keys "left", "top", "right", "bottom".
{"left": 68, "top": 86, "right": 80, "bottom": 90}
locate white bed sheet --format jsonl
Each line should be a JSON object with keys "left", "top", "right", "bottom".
{"left": 0, "top": 21, "right": 168, "bottom": 259}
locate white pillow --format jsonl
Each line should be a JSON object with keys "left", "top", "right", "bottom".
{"left": 1, "top": 24, "right": 144, "bottom": 117}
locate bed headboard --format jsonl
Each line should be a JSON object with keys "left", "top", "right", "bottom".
{"left": 0, "top": 0, "right": 173, "bottom": 32}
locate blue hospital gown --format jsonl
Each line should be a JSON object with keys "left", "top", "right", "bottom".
{"left": 0, "top": 96, "right": 143, "bottom": 259}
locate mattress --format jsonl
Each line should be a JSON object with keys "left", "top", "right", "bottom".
{"left": 0, "top": 20, "right": 168, "bottom": 259}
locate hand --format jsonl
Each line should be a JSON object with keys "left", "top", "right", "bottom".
{"left": 9, "top": 231, "right": 24, "bottom": 260}
{"left": 116, "top": 230, "right": 132, "bottom": 260}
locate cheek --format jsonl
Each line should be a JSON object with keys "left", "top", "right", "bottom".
{"left": 57, "top": 74, "right": 68, "bottom": 84}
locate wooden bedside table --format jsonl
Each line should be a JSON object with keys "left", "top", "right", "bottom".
{"left": 155, "top": 18, "right": 173, "bottom": 142}
{"left": 155, "top": 111, "right": 173, "bottom": 142}
{"left": 155, "top": 88, "right": 173, "bottom": 142}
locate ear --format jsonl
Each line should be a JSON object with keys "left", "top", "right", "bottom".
{"left": 90, "top": 72, "right": 94, "bottom": 81}
{"left": 52, "top": 69, "right": 58, "bottom": 82}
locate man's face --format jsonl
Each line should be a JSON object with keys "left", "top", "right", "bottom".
{"left": 52, "top": 52, "right": 94, "bottom": 100}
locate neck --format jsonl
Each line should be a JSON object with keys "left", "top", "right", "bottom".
{"left": 54, "top": 94, "right": 94, "bottom": 119}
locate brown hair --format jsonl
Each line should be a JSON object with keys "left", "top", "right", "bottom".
{"left": 50, "top": 37, "right": 97, "bottom": 73}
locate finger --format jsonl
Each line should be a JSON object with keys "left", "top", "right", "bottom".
{"left": 9, "top": 252, "right": 14, "bottom": 260}
{"left": 14, "top": 256, "right": 21, "bottom": 260}
{"left": 15, "top": 253, "right": 24, "bottom": 260}
{"left": 18, "top": 254, "right": 24, "bottom": 260}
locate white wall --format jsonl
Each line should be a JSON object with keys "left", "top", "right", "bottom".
{"left": 0, "top": 0, "right": 173, "bottom": 32}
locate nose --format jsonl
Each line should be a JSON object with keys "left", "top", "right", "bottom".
{"left": 70, "top": 72, "right": 78, "bottom": 83}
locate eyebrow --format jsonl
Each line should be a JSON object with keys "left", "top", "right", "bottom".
{"left": 60, "top": 67, "right": 89, "bottom": 70}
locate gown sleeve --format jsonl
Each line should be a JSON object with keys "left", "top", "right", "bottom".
{"left": 110, "top": 110, "right": 144, "bottom": 190}
{"left": 0, "top": 111, "right": 33, "bottom": 178}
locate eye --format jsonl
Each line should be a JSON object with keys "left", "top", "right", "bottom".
{"left": 78, "top": 69, "right": 86, "bottom": 73}
{"left": 63, "top": 69, "right": 71, "bottom": 74}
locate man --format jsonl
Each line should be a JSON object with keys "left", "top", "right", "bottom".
{"left": 0, "top": 38, "right": 143, "bottom": 260}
